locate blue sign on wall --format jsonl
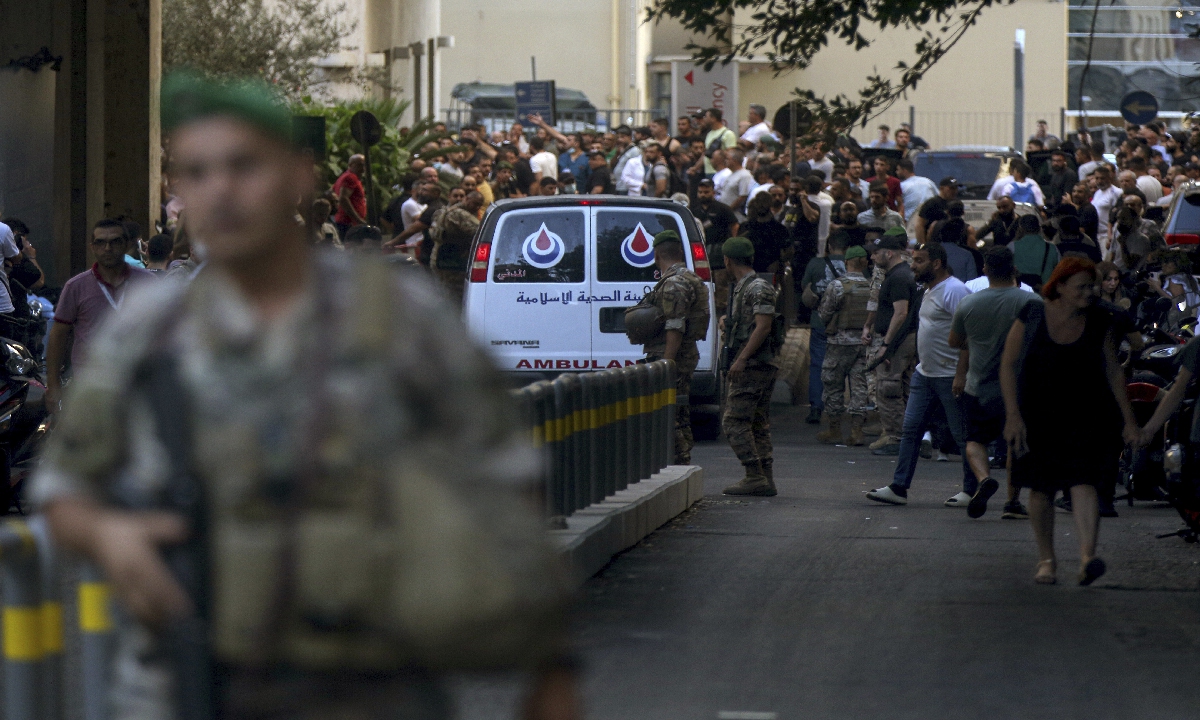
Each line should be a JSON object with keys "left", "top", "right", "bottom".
{"left": 1120, "top": 91, "right": 1158, "bottom": 125}
{"left": 516, "top": 81, "right": 557, "bottom": 125}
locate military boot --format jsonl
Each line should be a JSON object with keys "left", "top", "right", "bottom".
{"left": 761, "top": 460, "right": 778, "bottom": 495}
{"left": 848, "top": 415, "right": 866, "bottom": 446}
{"left": 723, "top": 460, "right": 777, "bottom": 497}
{"left": 815, "top": 415, "right": 844, "bottom": 445}
{"left": 869, "top": 434, "right": 896, "bottom": 451}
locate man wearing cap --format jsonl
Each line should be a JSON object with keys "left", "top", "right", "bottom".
{"left": 815, "top": 243, "right": 872, "bottom": 445}
{"left": 643, "top": 230, "right": 712, "bottom": 464}
{"left": 720, "top": 236, "right": 781, "bottom": 497}
{"left": 915, "top": 177, "right": 959, "bottom": 243}
{"left": 32, "top": 72, "right": 577, "bottom": 720}
{"left": 864, "top": 230, "right": 918, "bottom": 450}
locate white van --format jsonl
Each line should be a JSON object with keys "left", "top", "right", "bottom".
{"left": 463, "top": 196, "right": 721, "bottom": 405}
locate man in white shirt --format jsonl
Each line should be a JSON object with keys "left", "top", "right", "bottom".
{"left": 1130, "top": 156, "right": 1163, "bottom": 204}
{"left": 895, "top": 158, "right": 938, "bottom": 222}
{"left": 739, "top": 104, "right": 773, "bottom": 148}
{"left": 620, "top": 153, "right": 646, "bottom": 196}
{"left": 399, "top": 190, "right": 427, "bottom": 232}
{"left": 810, "top": 180, "right": 835, "bottom": 257}
{"left": 718, "top": 149, "right": 754, "bottom": 218}
{"left": 528, "top": 136, "right": 558, "bottom": 182}
{"left": 1076, "top": 145, "right": 1099, "bottom": 181}
{"left": 711, "top": 150, "right": 732, "bottom": 198}
{"left": 846, "top": 158, "right": 871, "bottom": 200}
{"left": 0, "top": 222, "right": 20, "bottom": 314}
{"left": 808, "top": 143, "right": 834, "bottom": 182}
{"left": 998, "top": 161, "right": 1044, "bottom": 207}
{"left": 868, "top": 125, "right": 896, "bottom": 149}
{"left": 1091, "top": 164, "right": 1124, "bottom": 248}
{"left": 866, "top": 241, "right": 976, "bottom": 504}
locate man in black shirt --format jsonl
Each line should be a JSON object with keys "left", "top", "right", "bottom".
{"left": 976, "top": 196, "right": 1022, "bottom": 248}
{"left": 692, "top": 179, "right": 739, "bottom": 303}
{"left": 866, "top": 232, "right": 918, "bottom": 450}
{"left": 586, "top": 151, "right": 615, "bottom": 194}
{"left": 914, "top": 177, "right": 958, "bottom": 242}
{"left": 1043, "top": 149, "right": 1076, "bottom": 212}
{"left": 498, "top": 144, "right": 535, "bottom": 195}
{"left": 1054, "top": 215, "right": 1101, "bottom": 263}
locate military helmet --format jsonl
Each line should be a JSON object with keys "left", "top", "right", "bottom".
{"left": 624, "top": 305, "right": 666, "bottom": 345}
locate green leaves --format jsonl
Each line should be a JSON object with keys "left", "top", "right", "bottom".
{"left": 646, "top": 0, "right": 1015, "bottom": 138}
{"left": 163, "top": 0, "right": 352, "bottom": 99}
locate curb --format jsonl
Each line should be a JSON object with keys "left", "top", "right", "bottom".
{"left": 548, "top": 465, "right": 705, "bottom": 585}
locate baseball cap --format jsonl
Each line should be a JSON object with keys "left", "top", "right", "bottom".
{"left": 938, "top": 176, "right": 959, "bottom": 188}
{"left": 873, "top": 234, "right": 907, "bottom": 251}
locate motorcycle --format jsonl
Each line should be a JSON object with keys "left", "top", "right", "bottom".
{"left": 0, "top": 338, "right": 49, "bottom": 514}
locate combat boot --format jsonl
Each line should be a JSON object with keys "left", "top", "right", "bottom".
{"left": 869, "top": 434, "right": 896, "bottom": 451}
{"left": 848, "top": 416, "right": 866, "bottom": 446}
{"left": 816, "top": 415, "right": 844, "bottom": 445}
{"left": 723, "top": 460, "right": 777, "bottom": 497}
{"left": 761, "top": 460, "right": 778, "bottom": 495}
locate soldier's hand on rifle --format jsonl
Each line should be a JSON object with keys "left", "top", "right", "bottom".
{"left": 93, "top": 510, "right": 192, "bottom": 629}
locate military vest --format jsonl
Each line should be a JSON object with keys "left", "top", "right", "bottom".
{"left": 650, "top": 267, "right": 710, "bottom": 343}
{"left": 830, "top": 276, "right": 872, "bottom": 334}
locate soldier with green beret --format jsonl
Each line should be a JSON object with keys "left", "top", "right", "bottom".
{"left": 718, "top": 236, "right": 781, "bottom": 496}
{"left": 33, "top": 72, "right": 576, "bottom": 720}
{"left": 641, "top": 229, "right": 711, "bottom": 464}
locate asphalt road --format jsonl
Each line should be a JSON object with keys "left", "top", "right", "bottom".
{"left": 457, "top": 404, "right": 1200, "bottom": 720}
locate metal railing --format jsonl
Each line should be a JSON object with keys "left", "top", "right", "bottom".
{"left": 511, "top": 360, "right": 677, "bottom": 519}
{"left": 442, "top": 108, "right": 668, "bottom": 134}
{"left": 1, "top": 517, "right": 113, "bottom": 720}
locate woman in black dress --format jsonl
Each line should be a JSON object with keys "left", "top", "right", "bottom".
{"left": 999, "top": 257, "right": 1138, "bottom": 585}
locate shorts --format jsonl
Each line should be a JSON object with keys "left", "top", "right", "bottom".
{"left": 963, "top": 393, "right": 1006, "bottom": 445}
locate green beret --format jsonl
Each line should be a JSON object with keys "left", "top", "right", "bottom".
{"left": 883, "top": 225, "right": 908, "bottom": 237}
{"left": 845, "top": 245, "right": 868, "bottom": 260}
{"left": 722, "top": 236, "right": 755, "bottom": 260}
{"left": 495, "top": 161, "right": 514, "bottom": 170}
{"left": 161, "top": 71, "right": 291, "bottom": 142}
{"left": 653, "top": 230, "right": 682, "bottom": 248}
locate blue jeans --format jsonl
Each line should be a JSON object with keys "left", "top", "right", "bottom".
{"left": 891, "top": 371, "right": 977, "bottom": 494}
{"left": 809, "top": 325, "right": 827, "bottom": 410}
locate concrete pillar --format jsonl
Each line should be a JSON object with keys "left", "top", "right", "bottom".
{"left": 102, "top": 0, "right": 161, "bottom": 249}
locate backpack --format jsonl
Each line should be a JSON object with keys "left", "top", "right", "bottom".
{"left": 1008, "top": 180, "right": 1037, "bottom": 205}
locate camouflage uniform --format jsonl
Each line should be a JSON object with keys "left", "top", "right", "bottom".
{"left": 30, "top": 252, "right": 551, "bottom": 720}
{"left": 722, "top": 273, "right": 778, "bottom": 468}
{"left": 429, "top": 203, "right": 480, "bottom": 306}
{"left": 817, "top": 271, "right": 870, "bottom": 418}
{"left": 644, "top": 262, "right": 710, "bottom": 464}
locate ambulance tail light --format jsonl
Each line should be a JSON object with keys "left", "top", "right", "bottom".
{"left": 1166, "top": 233, "right": 1200, "bottom": 246}
{"left": 470, "top": 242, "right": 491, "bottom": 282}
{"left": 690, "top": 242, "right": 711, "bottom": 281}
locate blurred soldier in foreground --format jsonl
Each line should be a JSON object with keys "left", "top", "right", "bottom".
{"left": 32, "top": 73, "right": 577, "bottom": 720}
{"left": 719, "top": 237, "right": 780, "bottom": 497}
{"left": 815, "top": 245, "right": 872, "bottom": 446}
{"left": 641, "top": 230, "right": 711, "bottom": 464}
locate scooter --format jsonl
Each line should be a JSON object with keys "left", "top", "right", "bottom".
{"left": 0, "top": 338, "right": 49, "bottom": 514}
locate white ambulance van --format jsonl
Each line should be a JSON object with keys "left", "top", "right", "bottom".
{"left": 463, "top": 196, "right": 720, "bottom": 405}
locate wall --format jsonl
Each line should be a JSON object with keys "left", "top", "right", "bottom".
{"left": 737, "top": 0, "right": 1068, "bottom": 149}
{"left": 436, "top": 0, "right": 617, "bottom": 116}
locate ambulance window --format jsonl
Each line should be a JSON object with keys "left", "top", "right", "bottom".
{"left": 491, "top": 209, "right": 586, "bottom": 283}
{"left": 596, "top": 210, "right": 687, "bottom": 283}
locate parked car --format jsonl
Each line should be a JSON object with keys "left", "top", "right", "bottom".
{"left": 463, "top": 195, "right": 721, "bottom": 406}
{"left": 1162, "top": 180, "right": 1200, "bottom": 247}
{"left": 913, "top": 148, "right": 1024, "bottom": 200}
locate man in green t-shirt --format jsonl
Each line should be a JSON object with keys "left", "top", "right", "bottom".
{"left": 694, "top": 107, "right": 738, "bottom": 176}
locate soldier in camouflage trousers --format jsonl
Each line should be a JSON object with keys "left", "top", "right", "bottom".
{"left": 816, "top": 245, "right": 872, "bottom": 446}
{"left": 718, "top": 237, "right": 780, "bottom": 497}
{"left": 643, "top": 230, "right": 711, "bottom": 464}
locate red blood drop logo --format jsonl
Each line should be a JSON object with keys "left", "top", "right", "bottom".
{"left": 631, "top": 228, "right": 650, "bottom": 253}
{"left": 535, "top": 229, "right": 553, "bottom": 251}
